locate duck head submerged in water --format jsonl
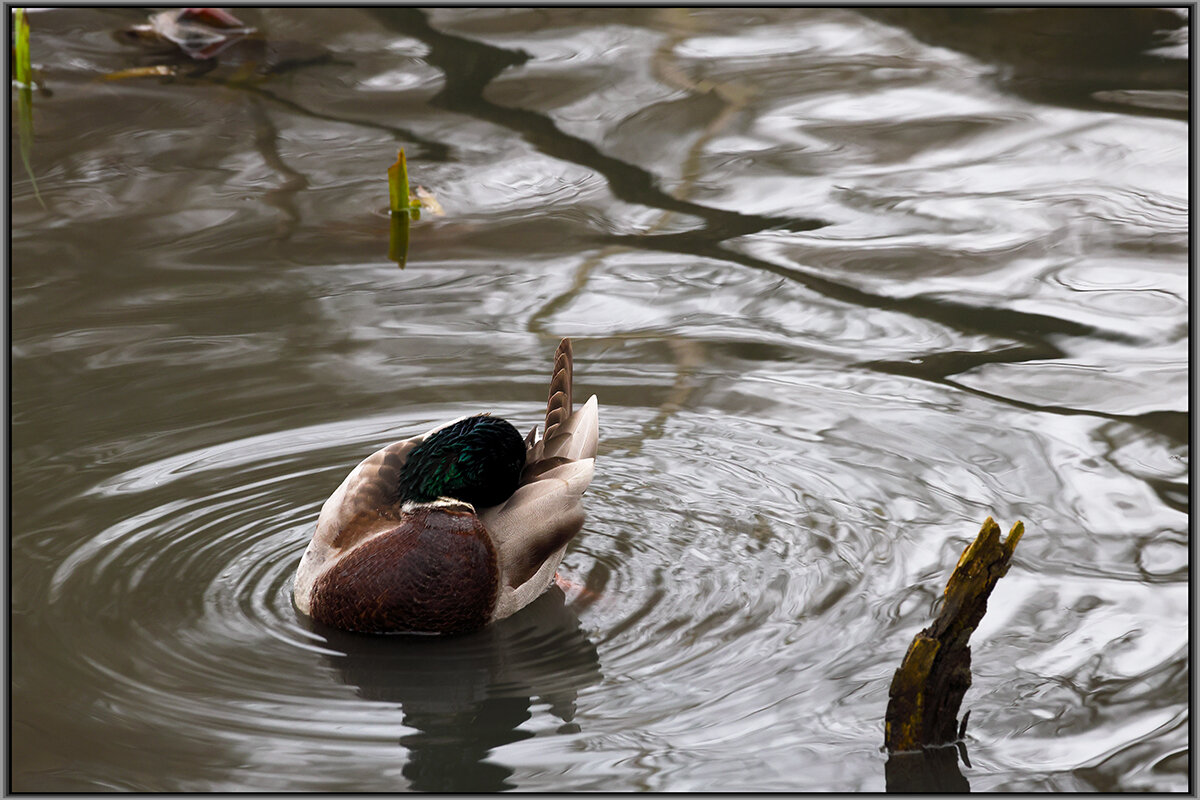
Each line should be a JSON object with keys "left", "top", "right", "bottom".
{"left": 293, "top": 338, "right": 599, "bottom": 634}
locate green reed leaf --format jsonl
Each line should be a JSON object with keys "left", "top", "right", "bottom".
{"left": 13, "top": 9, "right": 44, "bottom": 207}
{"left": 14, "top": 8, "right": 31, "bottom": 87}
{"left": 388, "top": 209, "right": 410, "bottom": 269}
{"left": 387, "top": 148, "right": 410, "bottom": 215}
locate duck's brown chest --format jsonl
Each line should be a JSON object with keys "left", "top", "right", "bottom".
{"left": 309, "top": 507, "right": 498, "bottom": 634}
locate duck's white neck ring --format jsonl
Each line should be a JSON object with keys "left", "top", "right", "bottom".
{"left": 401, "top": 497, "right": 476, "bottom": 514}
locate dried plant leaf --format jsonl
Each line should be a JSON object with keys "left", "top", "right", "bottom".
{"left": 101, "top": 65, "right": 178, "bottom": 81}
{"left": 414, "top": 185, "right": 445, "bottom": 216}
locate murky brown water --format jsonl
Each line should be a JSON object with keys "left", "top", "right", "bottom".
{"left": 11, "top": 7, "right": 1188, "bottom": 792}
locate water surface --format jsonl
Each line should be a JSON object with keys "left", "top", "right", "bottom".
{"left": 10, "top": 7, "right": 1188, "bottom": 792}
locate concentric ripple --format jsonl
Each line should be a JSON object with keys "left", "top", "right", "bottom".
{"left": 35, "top": 356, "right": 1185, "bottom": 792}
{"left": 36, "top": 405, "right": 614, "bottom": 791}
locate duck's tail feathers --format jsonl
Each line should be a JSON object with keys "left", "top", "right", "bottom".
{"left": 544, "top": 338, "right": 573, "bottom": 441}
{"left": 548, "top": 394, "right": 598, "bottom": 460}
{"left": 522, "top": 339, "right": 598, "bottom": 479}
{"left": 543, "top": 337, "right": 598, "bottom": 461}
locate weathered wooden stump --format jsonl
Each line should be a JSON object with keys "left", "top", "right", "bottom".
{"left": 885, "top": 516, "right": 1025, "bottom": 752}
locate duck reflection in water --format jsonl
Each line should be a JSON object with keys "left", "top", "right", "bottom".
{"left": 310, "top": 584, "right": 602, "bottom": 792}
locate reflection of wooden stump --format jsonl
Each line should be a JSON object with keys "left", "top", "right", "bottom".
{"left": 885, "top": 517, "right": 1024, "bottom": 752}
{"left": 885, "top": 747, "right": 970, "bottom": 793}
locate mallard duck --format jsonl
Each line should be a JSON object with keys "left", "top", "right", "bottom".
{"left": 293, "top": 338, "right": 599, "bottom": 634}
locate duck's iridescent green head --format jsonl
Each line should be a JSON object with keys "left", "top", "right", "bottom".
{"left": 398, "top": 414, "right": 526, "bottom": 509}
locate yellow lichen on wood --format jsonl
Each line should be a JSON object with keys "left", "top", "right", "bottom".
{"left": 884, "top": 635, "right": 940, "bottom": 751}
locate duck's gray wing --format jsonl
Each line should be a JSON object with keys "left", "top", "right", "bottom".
{"left": 483, "top": 338, "right": 600, "bottom": 616}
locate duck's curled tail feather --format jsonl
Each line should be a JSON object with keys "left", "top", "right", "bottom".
{"left": 544, "top": 338, "right": 573, "bottom": 441}
{"left": 523, "top": 338, "right": 599, "bottom": 478}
